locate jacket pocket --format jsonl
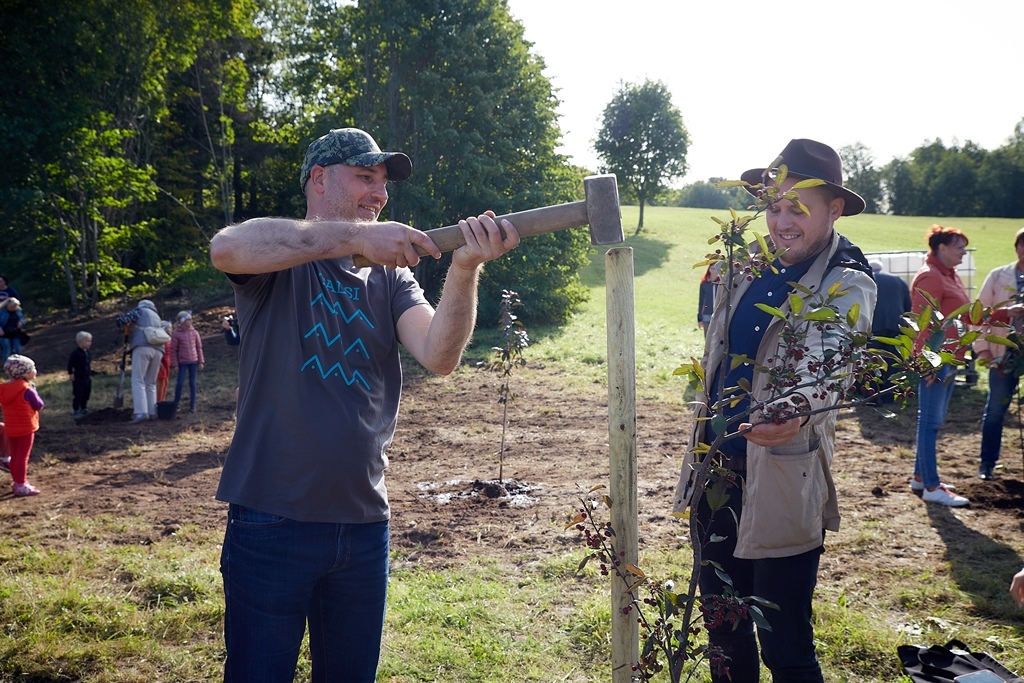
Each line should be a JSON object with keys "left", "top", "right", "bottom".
{"left": 745, "top": 446, "right": 825, "bottom": 553}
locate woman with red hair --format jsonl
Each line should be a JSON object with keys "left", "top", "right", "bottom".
{"left": 909, "top": 225, "right": 971, "bottom": 506}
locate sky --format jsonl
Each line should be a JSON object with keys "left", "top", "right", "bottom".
{"left": 505, "top": 0, "right": 1024, "bottom": 187}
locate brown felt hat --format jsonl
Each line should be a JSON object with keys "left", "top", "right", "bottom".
{"left": 740, "top": 139, "right": 866, "bottom": 216}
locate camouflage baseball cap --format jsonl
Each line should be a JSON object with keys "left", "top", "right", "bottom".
{"left": 299, "top": 128, "right": 412, "bottom": 190}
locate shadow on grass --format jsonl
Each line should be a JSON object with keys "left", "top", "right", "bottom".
{"left": 850, "top": 382, "right": 988, "bottom": 446}
{"left": 75, "top": 447, "right": 224, "bottom": 491}
{"left": 578, "top": 233, "right": 674, "bottom": 289}
{"left": 926, "top": 502, "right": 1024, "bottom": 622}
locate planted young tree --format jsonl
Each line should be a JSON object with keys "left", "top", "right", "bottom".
{"left": 488, "top": 289, "right": 529, "bottom": 483}
{"left": 567, "top": 168, "right": 1014, "bottom": 681}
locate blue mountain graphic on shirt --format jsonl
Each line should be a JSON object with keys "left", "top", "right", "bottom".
{"left": 310, "top": 293, "right": 375, "bottom": 328}
{"left": 300, "top": 355, "right": 371, "bottom": 391}
{"left": 303, "top": 324, "right": 370, "bottom": 359}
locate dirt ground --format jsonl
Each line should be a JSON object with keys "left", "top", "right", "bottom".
{"left": 3, "top": 300, "right": 1024, "bottom": 585}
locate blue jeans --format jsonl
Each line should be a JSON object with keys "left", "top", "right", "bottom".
{"left": 696, "top": 480, "right": 825, "bottom": 683}
{"left": 914, "top": 366, "right": 957, "bottom": 488}
{"left": 980, "top": 364, "right": 1021, "bottom": 467}
{"left": 173, "top": 362, "right": 198, "bottom": 410}
{"left": 220, "top": 505, "right": 389, "bottom": 683}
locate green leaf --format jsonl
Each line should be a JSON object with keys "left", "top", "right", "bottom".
{"left": 754, "top": 231, "right": 771, "bottom": 256}
{"left": 874, "top": 405, "right": 897, "bottom": 419}
{"left": 710, "top": 413, "right": 727, "bottom": 436}
{"left": 748, "top": 604, "right": 774, "bottom": 631}
{"left": 788, "top": 293, "right": 804, "bottom": 315}
{"left": 846, "top": 303, "right": 861, "bottom": 327}
{"left": 959, "top": 330, "right": 981, "bottom": 346}
{"left": 970, "top": 299, "right": 984, "bottom": 325}
{"left": 754, "top": 303, "right": 787, "bottom": 319}
{"left": 873, "top": 336, "right": 903, "bottom": 346}
{"left": 917, "top": 306, "right": 933, "bottom": 331}
{"left": 730, "top": 353, "right": 754, "bottom": 370}
{"left": 804, "top": 309, "right": 838, "bottom": 322}
{"left": 986, "top": 334, "right": 1018, "bottom": 348}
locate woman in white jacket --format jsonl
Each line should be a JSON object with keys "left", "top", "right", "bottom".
{"left": 125, "top": 299, "right": 164, "bottom": 423}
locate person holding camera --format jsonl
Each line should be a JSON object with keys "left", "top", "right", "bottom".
{"left": 222, "top": 313, "right": 240, "bottom": 346}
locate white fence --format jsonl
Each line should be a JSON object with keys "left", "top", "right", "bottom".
{"left": 865, "top": 249, "right": 977, "bottom": 297}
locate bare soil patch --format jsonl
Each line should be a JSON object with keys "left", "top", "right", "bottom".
{"left": 4, "top": 302, "right": 1024, "bottom": 592}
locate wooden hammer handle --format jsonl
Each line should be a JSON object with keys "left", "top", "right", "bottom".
{"left": 351, "top": 200, "right": 587, "bottom": 268}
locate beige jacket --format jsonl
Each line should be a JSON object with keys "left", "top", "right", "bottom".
{"left": 672, "top": 231, "right": 876, "bottom": 559}
{"left": 973, "top": 262, "right": 1021, "bottom": 363}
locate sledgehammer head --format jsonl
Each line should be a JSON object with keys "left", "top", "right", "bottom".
{"left": 584, "top": 174, "right": 624, "bottom": 245}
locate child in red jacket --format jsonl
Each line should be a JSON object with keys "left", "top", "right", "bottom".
{"left": 156, "top": 320, "right": 173, "bottom": 402}
{"left": 0, "top": 354, "right": 44, "bottom": 496}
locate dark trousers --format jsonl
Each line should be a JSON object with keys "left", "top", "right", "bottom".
{"left": 72, "top": 377, "right": 91, "bottom": 411}
{"left": 696, "top": 478, "right": 825, "bottom": 683}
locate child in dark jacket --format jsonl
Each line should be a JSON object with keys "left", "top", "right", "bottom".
{"left": 67, "top": 331, "right": 95, "bottom": 417}
{"left": 169, "top": 311, "right": 204, "bottom": 413}
{"left": 0, "top": 354, "right": 44, "bottom": 496}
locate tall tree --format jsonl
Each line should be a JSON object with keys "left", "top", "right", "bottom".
{"left": 0, "top": 0, "right": 260, "bottom": 309}
{"left": 282, "top": 0, "right": 590, "bottom": 325}
{"left": 882, "top": 139, "right": 987, "bottom": 217}
{"left": 594, "top": 79, "right": 689, "bottom": 234}
{"left": 839, "top": 142, "right": 883, "bottom": 214}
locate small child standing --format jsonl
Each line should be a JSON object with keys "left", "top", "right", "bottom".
{"left": 67, "top": 331, "right": 94, "bottom": 417}
{"left": 169, "top": 311, "right": 204, "bottom": 413}
{"left": 156, "top": 320, "right": 173, "bottom": 402}
{"left": 0, "top": 354, "right": 45, "bottom": 496}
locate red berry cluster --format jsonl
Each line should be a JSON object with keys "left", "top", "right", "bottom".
{"left": 698, "top": 593, "right": 750, "bottom": 630}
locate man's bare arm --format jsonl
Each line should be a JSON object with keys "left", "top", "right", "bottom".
{"left": 209, "top": 217, "right": 441, "bottom": 275}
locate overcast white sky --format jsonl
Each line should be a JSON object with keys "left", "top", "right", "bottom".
{"left": 505, "top": 0, "right": 1024, "bottom": 186}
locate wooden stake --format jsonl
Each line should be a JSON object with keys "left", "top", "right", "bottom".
{"left": 606, "top": 247, "right": 638, "bottom": 682}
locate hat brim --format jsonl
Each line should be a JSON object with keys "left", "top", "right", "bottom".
{"left": 344, "top": 152, "right": 412, "bottom": 182}
{"left": 739, "top": 168, "right": 866, "bottom": 217}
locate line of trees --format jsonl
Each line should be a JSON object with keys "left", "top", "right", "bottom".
{"left": 0, "top": 0, "right": 591, "bottom": 326}
{"left": 667, "top": 129, "right": 1024, "bottom": 217}
{"left": 842, "top": 132, "right": 1024, "bottom": 217}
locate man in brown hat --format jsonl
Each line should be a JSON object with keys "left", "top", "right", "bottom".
{"left": 209, "top": 128, "right": 520, "bottom": 682}
{"left": 673, "top": 139, "right": 876, "bottom": 682}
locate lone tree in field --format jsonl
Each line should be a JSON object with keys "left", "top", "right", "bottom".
{"left": 594, "top": 79, "right": 689, "bottom": 234}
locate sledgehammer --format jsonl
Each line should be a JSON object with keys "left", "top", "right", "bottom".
{"left": 352, "top": 174, "right": 623, "bottom": 267}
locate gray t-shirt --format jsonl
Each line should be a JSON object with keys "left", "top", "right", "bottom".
{"left": 216, "top": 257, "right": 430, "bottom": 523}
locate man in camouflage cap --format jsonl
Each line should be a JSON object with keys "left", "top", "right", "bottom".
{"left": 209, "top": 129, "right": 520, "bottom": 682}
{"left": 299, "top": 128, "right": 412, "bottom": 190}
